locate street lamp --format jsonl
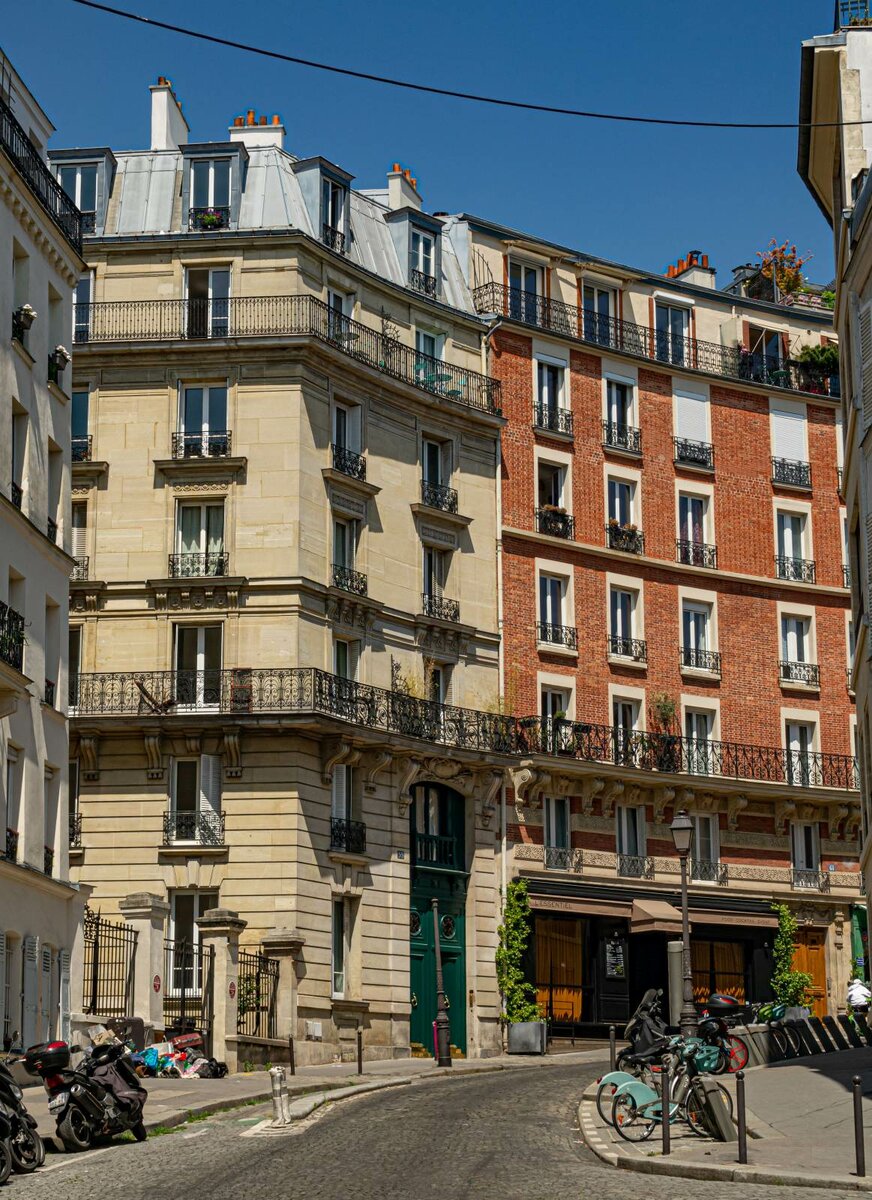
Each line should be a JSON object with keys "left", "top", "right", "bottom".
{"left": 431, "top": 899, "right": 453, "bottom": 1068}
{"left": 670, "top": 809, "right": 698, "bottom": 1037}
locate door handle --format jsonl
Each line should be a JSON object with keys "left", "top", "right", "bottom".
{"left": 444, "top": 994, "right": 451, "bottom": 1010}
{"left": 410, "top": 992, "right": 418, "bottom": 1009}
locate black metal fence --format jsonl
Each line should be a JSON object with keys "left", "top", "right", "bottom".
{"left": 82, "top": 906, "right": 137, "bottom": 1017}
{"left": 163, "top": 938, "right": 215, "bottom": 1048}
{"left": 0, "top": 94, "right": 82, "bottom": 251}
{"left": 236, "top": 949, "right": 279, "bottom": 1039}
{"left": 0, "top": 600, "right": 25, "bottom": 672}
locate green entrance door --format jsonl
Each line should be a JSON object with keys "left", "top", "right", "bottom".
{"left": 410, "top": 898, "right": 466, "bottom": 1055}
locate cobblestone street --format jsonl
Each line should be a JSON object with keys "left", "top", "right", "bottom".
{"left": 11, "top": 1063, "right": 867, "bottom": 1200}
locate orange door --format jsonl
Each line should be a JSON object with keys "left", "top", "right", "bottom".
{"left": 794, "top": 930, "right": 828, "bottom": 1018}
{"left": 535, "top": 917, "right": 583, "bottom": 1022}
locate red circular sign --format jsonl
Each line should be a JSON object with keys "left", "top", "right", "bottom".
{"left": 229, "top": 981, "right": 236, "bottom": 1000}
{"left": 153, "top": 975, "right": 161, "bottom": 993}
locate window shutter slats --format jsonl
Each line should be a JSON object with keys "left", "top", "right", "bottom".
{"left": 865, "top": 515, "right": 872, "bottom": 616}
{"left": 675, "top": 392, "right": 708, "bottom": 442}
{"left": 860, "top": 306, "right": 872, "bottom": 429}
{"left": 198, "top": 754, "right": 221, "bottom": 813}
{"left": 22, "top": 937, "right": 39, "bottom": 1047}
{"left": 0, "top": 933, "right": 6, "bottom": 1041}
{"left": 770, "top": 401, "right": 807, "bottom": 461}
{"left": 59, "top": 951, "right": 71, "bottom": 1043}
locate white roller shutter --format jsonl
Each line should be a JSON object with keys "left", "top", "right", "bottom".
{"left": 71, "top": 503, "right": 87, "bottom": 558}
{"left": 675, "top": 392, "right": 708, "bottom": 442}
{"left": 770, "top": 400, "right": 807, "bottom": 461}
{"left": 22, "top": 937, "right": 38, "bottom": 1047}
{"left": 59, "top": 951, "right": 71, "bottom": 1043}
{"left": 331, "top": 765, "right": 348, "bottom": 820}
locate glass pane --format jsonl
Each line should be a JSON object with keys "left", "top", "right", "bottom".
{"left": 59, "top": 165, "right": 77, "bottom": 199}
{"left": 212, "top": 160, "right": 231, "bottom": 208}
{"left": 206, "top": 506, "right": 224, "bottom": 554}
{"left": 175, "top": 762, "right": 198, "bottom": 813}
{"left": 334, "top": 641, "right": 349, "bottom": 678}
{"left": 334, "top": 406, "right": 348, "bottom": 448}
{"left": 176, "top": 627, "right": 198, "bottom": 672}
{"left": 424, "top": 440, "right": 441, "bottom": 483}
{"left": 192, "top": 160, "right": 210, "bottom": 208}
{"left": 203, "top": 626, "right": 222, "bottom": 671}
{"left": 334, "top": 520, "right": 347, "bottom": 566}
{"left": 79, "top": 165, "right": 97, "bottom": 212}
{"left": 206, "top": 387, "right": 227, "bottom": 431}
{"left": 210, "top": 270, "right": 230, "bottom": 301}
{"left": 179, "top": 506, "right": 202, "bottom": 553}
{"left": 173, "top": 894, "right": 195, "bottom": 943}
{"left": 71, "top": 392, "right": 89, "bottom": 438}
{"left": 183, "top": 388, "right": 204, "bottom": 433}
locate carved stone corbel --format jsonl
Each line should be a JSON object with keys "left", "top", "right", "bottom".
{"left": 676, "top": 787, "right": 695, "bottom": 810}
{"left": 625, "top": 784, "right": 642, "bottom": 807}
{"left": 828, "top": 805, "right": 849, "bottom": 841}
{"left": 362, "top": 749, "right": 391, "bottom": 794}
{"left": 396, "top": 756, "right": 424, "bottom": 817}
{"left": 221, "top": 729, "right": 242, "bottom": 779}
{"left": 477, "top": 768, "right": 504, "bottom": 828}
{"left": 79, "top": 733, "right": 100, "bottom": 781}
{"left": 581, "top": 776, "right": 605, "bottom": 816}
{"left": 653, "top": 786, "right": 675, "bottom": 823}
{"left": 727, "top": 794, "right": 748, "bottom": 831}
{"left": 143, "top": 733, "right": 164, "bottom": 781}
{"left": 774, "top": 799, "right": 797, "bottom": 836}
{"left": 601, "top": 779, "right": 625, "bottom": 821}
{"left": 510, "top": 763, "right": 543, "bottom": 808}
{"left": 845, "top": 806, "right": 863, "bottom": 843}
{"left": 320, "top": 737, "right": 360, "bottom": 785}
{"left": 183, "top": 733, "right": 202, "bottom": 757}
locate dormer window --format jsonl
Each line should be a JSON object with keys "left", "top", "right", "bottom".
{"left": 190, "top": 158, "right": 231, "bottom": 230}
{"left": 51, "top": 148, "right": 116, "bottom": 236}
{"left": 322, "top": 178, "right": 347, "bottom": 251}
{"left": 59, "top": 163, "right": 98, "bottom": 234}
{"left": 411, "top": 230, "right": 436, "bottom": 297}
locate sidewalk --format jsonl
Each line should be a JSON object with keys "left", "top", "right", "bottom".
{"left": 580, "top": 1046, "right": 872, "bottom": 1191}
{"left": 23, "top": 1045, "right": 608, "bottom": 1140}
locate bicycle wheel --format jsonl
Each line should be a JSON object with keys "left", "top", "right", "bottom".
{"left": 782, "top": 1024, "right": 801, "bottom": 1057}
{"left": 726, "top": 1035, "right": 749, "bottom": 1072}
{"left": 596, "top": 1080, "right": 619, "bottom": 1125}
{"left": 611, "top": 1093, "right": 657, "bottom": 1142}
{"left": 684, "top": 1082, "right": 733, "bottom": 1137}
{"left": 769, "top": 1026, "right": 790, "bottom": 1061}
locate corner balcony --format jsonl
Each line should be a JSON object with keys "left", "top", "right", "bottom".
{"left": 536, "top": 507, "right": 575, "bottom": 539}
{"left": 163, "top": 808, "right": 226, "bottom": 846}
{"left": 602, "top": 420, "right": 642, "bottom": 456}
{"left": 776, "top": 555, "right": 816, "bottom": 584}
{"left": 0, "top": 94, "right": 82, "bottom": 251}
{"left": 771, "top": 456, "right": 812, "bottom": 490}
{"left": 72, "top": 296, "right": 501, "bottom": 416}
{"left": 168, "top": 552, "right": 229, "bottom": 578}
{"left": 606, "top": 522, "right": 644, "bottom": 555}
{"left": 674, "top": 437, "right": 714, "bottom": 471}
{"left": 330, "top": 817, "right": 367, "bottom": 854}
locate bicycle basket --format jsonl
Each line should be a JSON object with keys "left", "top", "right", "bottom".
{"left": 692, "top": 1043, "right": 722, "bottom": 1072}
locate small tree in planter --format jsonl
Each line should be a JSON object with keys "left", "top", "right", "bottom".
{"left": 770, "top": 903, "right": 812, "bottom": 1011}
{"left": 649, "top": 692, "right": 680, "bottom": 772}
{"left": 496, "top": 880, "right": 545, "bottom": 1052}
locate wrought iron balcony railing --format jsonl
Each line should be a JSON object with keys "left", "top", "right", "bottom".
{"left": 71, "top": 434, "right": 93, "bottom": 462}
{"left": 80, "top": 211, "right": 96, "bottom": 235}
{"left": 68, "top": 667, "right": 860, "bottom": 791}
{"left": 4, "top": 828, "right": 18, "bottom": 862}
{"left": 44, "top": 678, "right": 55, "bottom": 706}
{"left": 472, "top": 282, "right": 839, "bottom": 398}
{"left": 837, "top": 2, "right": 872, "bottom": 29}
{"left": 533, "top": 403, "right": 574, "bottom": 436}
{"left": 673, "top": 437, "right": 714, "bottom": 470}
{"left": 44, "top": 845, "right": 54, "bottom": 876}
{"left": 168, "top": 552, "right": 229, "bottom": 578}
{"left": 322, "top": 224, "right": 346, "bottom": 252}
{"left": 0, "top": 600, "right": 25, "bottom": 672}
{"left": 691, "top": 859, "right": 728, "bottom": 884}
{"left": 422, "top": 592, "right": 461, "bottom": 623}
{"left": 69, "top": 812, "right": 82, "bottom": 849}
{"left": 772, "top": 456, "right": 812, "bottom": 490}
{"left": 537, "top": 508, "right": 575, "bottom": 539}
{"left": 0, "top": 94, "right": 82, "bottom": 251}
{"left": 544, "top": 846, "right": 583, "bottom": 872}
{"left": 844, "top": 564, "right": 852, "bottom": 589}
{"left": 421, "top": 479, "right": 458, "bottom": 513}
{"left": 172, "top": 430, "right": 232, "bottom": 459}
{"left": 617, "top": 853, "right": 655, "bottom": 879}
{"left": 791, "top": 868, "right": 831, "bottom": 891}
{"left": 681, "top": 646, "right": 721, "bottom": 674}
{"left": 72, "top": 295, "right": 501, "bottom": 415}
{"left": 332, "top": 443, "right": 366, "bottom": 481}
{"left": 410, "top": 269, "right": 437, "bottom": 297}
{"left": 163, "top": 808, "right": 226, "bottom": 846}
{"left": 330, "top": 817, "right": 367, "bottom": 854}
{"left": 332, "top": 564, "right": 367, "bottom": 595}
{"left": 10, "top": 481, "right": 22, "bottom": 509}
{"left": 188, "top": 206, "right": 230, "bottom": 231}
{"left": 779, "top": 660, "right": 821, "bottom": 687}
{"left": 71, "top": 556, "right": 89, "bottom": 581}
{"left": 677, "top": 539, "right": 718, "bottom": 569}
{"left": 608, "top": 634, "right": 648, "bottom": 663}
{"left": 607, "top": 523, "right": 644, "bottom": 554}
{"left": 537, "top": 621, "right": 579, "bottom": 651}
{"left": 414, "top": 831, "right": 461, "bottom": 870}
{"left": 602, "top": 420, "right": 642, "bottom": 455}
{"left": 776, "top": 555, "right": 816, "bottom": 584}
{"left": 47, "top": 517, "right": 58, "bottom": 543}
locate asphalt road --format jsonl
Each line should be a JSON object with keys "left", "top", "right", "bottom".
{"left": 11, "top": 1063, "right": 864, "bottom": 1200}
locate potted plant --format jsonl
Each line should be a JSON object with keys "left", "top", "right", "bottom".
{"left": 649, "top": 692, "right": 680, "bottom": 772}
{"left": 14, "top": 304, "right": 37, "bottom": 331}
{"left": 198, "top": 207, "right": 225, "bottom": 230}
{"left": 770, "top": 903, "right": 812, "bottom": 1018}
{"left": 497, "top": 880, "right": 546, "bottom": 1054}
{"left": 51, "top": 345, "right": 71, "bottom": 373}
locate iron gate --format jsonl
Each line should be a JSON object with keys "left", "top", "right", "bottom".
{"left": 236, "top": 949, "right": 279, "bottom": 1039}
{"left": 163, "top": 938, "right": 215, "bottom": 1051}
{"left": 81, "top": 906, "right": 137, "bottom": 1017}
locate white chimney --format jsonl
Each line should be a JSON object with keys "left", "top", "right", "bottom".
{"left": 387, "top": 164, "right": 422, "bottom": 211}
{"left": 229, "top": 110, "right": 285, "bottom": 152}
{"left": 150, "top": 77, "right": 189, "bottom": 151}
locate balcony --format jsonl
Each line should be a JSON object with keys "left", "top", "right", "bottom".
{"left": 162, "top": 809, "right": 226, "bottom": 846}
{"left": 791, "top": 868, "right": 831, "bottom": 892}
{"left": 4, "top": 828, "right": 18, "bottom": 862}
{"left": 606, "top": 522, "right": 644, "bottom": 555}
{"left": 172, "top": 430, "right": 232, "bottom": 459}
{"left": 617, "top": 853, "right": 654, "bottom": 879}
{"left": 772, "top": 456, "right": 812, "bottom": 490}
{"left": 837, "top": 2, "right": 872, "bottom": 28}
{"left": 537, "top": 622, "right": 579, "bottom": 651}
{"left": 536, "top": 507, "right": 575, "bottom": 539}
{"left": 10, "top": 481, "right": 22, "bottom": 509}
{"left": 602, "top": 420, "right": 642, "bottom": 456}
{"left": 0, "top": 93, "right": 82, "bottom": 251}
{"left": 43, "top": 845, "right": 54, "bottom": 876}
{"left": 776, "top": 555, "right": 816, "bottom": 584}
{"left": 414, "top": 830, "right": 461, "bottom": 871}
{"left": 72, "top": 296, "right": 501, "bottom": 416}
{"left": 674, "top": 437, "right": 714, "bottom": 471}
{"left": 680, "top": 646, "right": 721, "bottom": 674}
{"left": 71, "top": 434, "right": 93, "bottom": 462}
{"left": 676, "top": 540, "right": 718, "bottom": 569}
{"left": 544, "top": 846, "right": 583, "bottom": 872}
{"left": 332, "top": 564, "right": 367, "bottom": 596}
{"left": 188, "top": 206, "right": 230, "bottom": 232}
{"left": 322, "top": 224, "right": 346, "bottom": 253}
{"left": 72, "top": 556, "right": 89, "bottom": 581}
{"left": 80, "top": 211, "right": 96, "bottom": 235}
{"left": 0, "top": 600, "right": 25, "bottom": 672}
{"left": 330, "top": 817, "right": 367, "bottom": 854}
{"left": 471, "top": 282, "right": 839, "bottom": 399}
{"left": 332, "top": 443, "right": 366, "bottom": 481}
{"left": 69, "top": 812, "right": 82, "bottom": 849}
{"left": 47, "top": 517, "right": 58, "bottom": 543}
{"left": 422, "top": 592, "right": 460, "bottom": 623}
{"left": 779, "top": 660, "right": 821, "bottom": 687}
{"left": 44, "top": 678, "right": 55, "bottom": 706}
{"left": 421, "top": 479, "right": 458, "bottom": 513}
{"left": 411, "top": 269, "right": 437, "bottom": 297}
{"left": 844, "top": 564, "right": 852, "bottom": 589}
{"left": 608, "top": 634, "right": 648, "bottom": 664}
{"left": 533, "top": 404, "right": 573, "bottom": 437}
{"left": 168, "top": 552, "right": 229, "bottom": 578}
{"left": 691, "top": 859, "right": 728, "bottom": 885}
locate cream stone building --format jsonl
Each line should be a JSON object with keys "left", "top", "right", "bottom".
{"left": 0, "top": 48, "right": 88, "bottom": 1047}
{"left": 58, "top": 80, "right": 505, "bottom": 1061}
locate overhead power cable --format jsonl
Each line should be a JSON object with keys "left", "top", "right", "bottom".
{"left": 68, "top": 0, "right": 871, "bottom": 132}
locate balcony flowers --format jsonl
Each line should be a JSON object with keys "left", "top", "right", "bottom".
{"left": 15, "top": 303, "right": 37, "bottom": 330}
{"left": 51, "top": 345, "right": 72, "bottom": 372}
{"left": 197, "top": 207, "right": 226, "bottom": 230}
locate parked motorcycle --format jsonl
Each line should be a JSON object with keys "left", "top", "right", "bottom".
{"left": 617, "top": 988, "right": 671, "bottom": 1071}
{"left": 0, "top": 1055, "right": 44, "bottom": 1171}
{"left": 0, "top": 1102, "right": 13, "bottom": 1184}
{"left": 25, "top": 1036, "right": 148, "bottom": 1151}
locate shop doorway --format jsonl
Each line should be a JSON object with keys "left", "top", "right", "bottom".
{"left": 535, "top": 917, "right": 584, "bottom": 1023}
{"left": 794, "top": 929, "right": 828, "bottom": 1017}
{"left": 691, "top": 940, "right": 747, "bottom": 1004}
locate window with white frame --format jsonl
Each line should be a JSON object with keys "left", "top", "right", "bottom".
{"left": 655, "top": 302, "right": 691, "bottom": 365}
{"left": 71, "top": 501, "right": 87, "bottom": 564}
{"left": 322, "top": 177, "right": 346, "bottom": 235}
{"left": 168, "top": 889, "right": 219, "bottom": 993}
{"left": 681, "top": 601, "right": 715, "bottom": 671}
{"left": 174, "top": 625, "right": 222, "bottom": 709}
{"left": 332, "top": 763, "right": 354, "bottom": 823}
{"left": 678, "top": 492, "right": 708, "bottom": 549}
{"left": 176, "top": 503, "right": 226, "bottom": 577}
{"left": 539, "top": 573, "right": 568, "bottom": 639}
{"left": 185, "top": 268, "right": 230, "bottom": 337}
{"left": 674, "top": 391, "right": 710, "bottom": 449}
{"left": 785, "top": 719, "right": 816, "bottom": 787}
{"left": 332, "top": 402, "right": 361, "bottom": 454}
{"left": 605, "top": 379, "right": 634, "bottom": 432}
{"left": 791, "top": 821, "right": 821, "bottom": 886}
{"left": 415, "top": 329, "right": 439, "bottom": 362}
{"left": 331, "top": 898, "right": 348, "bottom": 997}
{"left": 423, "top": 545, "right": 447, "bottom": 598}
{"left": 544, "top": 795, "right": 570, "bottom": 855}
{"left": 780, "top": 615, "right": 812, "bottom": 672}
{"left": 770, "top": 399, "right": 808, "bottom": 476}
{"left": 509, "top": 261, "right": 541, "bottom": 322}
{"left": 583, "top": 283, "right": 614, "bottom": 344}
{"left": 541, "top": 686, "right": 570, "bottom": 722}
{"left": 776, "top": 510, "right": 808, "bottom": 562}
{"left": 537, "top": 361, "right": 565, "bottom": 420}
{"left": 191, "top": 158, "right": 231, "bottom": 213}
{"left": 73, "top": 274, "right": 92, "bottom": 343}
{"left": 422, "top": 437, "right": 451, "bottom": 487}
{"left": 691, "top": 813, "right": 720, "bottom": 878}
{"left": 616, "top": 804, "right": 646, "bottom": 872}
{"left": 848, "top": 619, "right": 856, "bottom": 689}
{"left": 685, "top": 707, "right": 714, "bottom": 774}
{"left": 428, "top": 663, "right": 448, "bottom": 705}
{"left": 179, "top": 385, "right": 228, "bottom": 457}
{"left": 333, "top": 517, "right": 356, "bottom": 570}
{"left": 607, "top": 477, "right": 635, "bottom": 527}
{"left": 170, "top": 755, "right": 222, "bottom": 844}
{"left": 410, "top": 229, "right": 435, "bottom": 280}
{"left": 333, "top": 639, "right": 356, "bottom": 680}
{"left": 538, "top": 460, "right": 566, "bottom": 509}
{"left": 59, "top": 163, "right": 98, "bottom": 226}
{"left": 612, "top": 696, "right": 640, "bottom": 764}
{"left": 609, "top": 587, "right": 642, "bottom": 659}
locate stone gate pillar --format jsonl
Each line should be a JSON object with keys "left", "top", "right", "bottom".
{"left": 198, "top": 907, "right": 246, "bottom": 1071}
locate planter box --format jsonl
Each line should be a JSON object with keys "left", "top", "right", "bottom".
{"left": 507, "top": 1020, "right": 547, "bottom": 1055}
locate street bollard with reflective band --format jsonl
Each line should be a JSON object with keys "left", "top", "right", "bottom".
{"left": 661, "top": 1056, "right": 671, "bottom": 1156}
{"left": 269, "top": 1065, "right": 288, "bottom": 1126}
{"left": 609, "top": 1025, "right": 616, "bottom": 1072}
{"left": 854, "top": 1076, "right": 866, "bottom": 1178}
{"left": 288, "top": 1034, "right": 296, "bottom": 1076}
{"left": 736, "top": 1070, "right": 747, "bottom": 1164}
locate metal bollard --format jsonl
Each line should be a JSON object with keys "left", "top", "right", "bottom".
{"left": 736, "top": 1070, "right": 747, "bottom": 1164}
{"left": 854, "top": 1076, "right": 866, "bottom": 1178}
{"left": 609, "top": 1025, "right": 616, "bottom": 1072}
{"left": 269, "top": 1065, "right": 288, "bottom": 1126}
{"left": 661, "top": 1055, "right": 671, "bottom": 1157}
{"left": 288, "top": 1034, "right": 296, "bottom": 1076}
{"left": 357, "top": 1025, "right": 364, "bottom": 1075}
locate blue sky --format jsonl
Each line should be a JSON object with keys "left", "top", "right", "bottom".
{"left": 6, "top": 0, "right": 839, "bottom": 285}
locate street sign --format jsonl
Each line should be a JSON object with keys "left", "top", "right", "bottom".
{"left": 153, "top": 975, "right": 161, "bottom": 993}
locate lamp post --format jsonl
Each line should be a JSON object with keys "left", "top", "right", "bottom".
{"left": 431, "top": 899, "right": 453, "bottom": 1068}
{"left": 670, "top": 809, "right": 698, "bottom": 1037}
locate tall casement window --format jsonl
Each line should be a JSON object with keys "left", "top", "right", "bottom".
{"left": 749, "top": 325, "right": 783, "bottom": 376}
{"left": 170, "top": 755, "right": 222, "bottom": 844}
{"left": 609, "top": 587, "right": 643, "bottom": 661}
{"left": 780, "top": 615, "right": 810, "bottom": 667}
{"left": 72, "top": 273, "right": 93, "bottom": 344}
{"left": 770, "top": 400, "right": 809, "bottom": 480}
{"left": 607, "top": 477, "right": 634, "bottom": 526}
{"left": 616, "top": 804, "right": 646, "bottom": 874}
{"left": 410, "top": 229, "right": 435, "bottom": 291}
{"left": 544, "top": 796, "right": 571, "bottom": 863}
{"left": 539, "top": 574, "right": 567, "bottom": 637}
{"left": 333, "top": 402, "right": 362, "bottom": 453}
{"left": 191, "top": 158, "right": 231, "bottom": 222}
{"left": 690, "top": 813, "right": 720, "bottom": 880}
{"left": 583, "top": 284, "right": 613, "bottom": 345}
{"left": 541, "top": 686, "right": 570, "bottom": 723}
{"left": 168, "top": 890, "right": 219, "bottom": 994}
{"left": 59, "top": 163, "right": 98, "bottom": 230}
{"left": 186, "top": 267, "right": 230, "bottom": 338}
{"left": 612, "top": 697, "right": 639, "bottom": 764}
{"left": 68, "top": 626, "right": 82, "bottom": 708}
{"left": 791, "top": 821, "right": 821, "bottom": 887}
{"left": 509, "top": 261, "right": 540, "bottom": 323}
{"left": 415, "top": 329, "right": 440, "bottom": 362}
{"left": 605, "top": 379, "right": 634, "bottom": 432}
{"left": 71, "top": 391, "right": 89, "bottom": 461}
{"left": 786, "top": 720, "right": 815, "bottom": 787}
{"left": 333, "top": 518, "right": 355, "bottom": 569}
{"left": 423, "top": 545, "right": 448, "bottom": 599}
{"left": 537, "top": 361, "right": 565, "bottom": 421}
{"left": 71, "top": 501, "right": 87, "bottom": 565}
{"left": 422, "top": 437, "right": 451, "bottom": 487}
{"left": 685, "top": 707, "right": 714, "bottom": 774}
{"left": 179, "top": 385, "right": 228, "bottom": 457}
{"left": 175, "top": 503, "right": 226, "bottom": 577}
{"left": 776, "top": 510, "right": 812, "bottom": 581}
{"left": 681, "top": 601, "right": 715, "bottom": 672}
{"left": 655, "top": 302, "right": 691, "bottom": 365}
{"left": 175, "top": 625, "right": 222, "bottom": 709}
{"left": 678, "top": 493, "right": 707, "bottom": 546}
{"left": 674, "top": 391, "right": 710, "bottom": 462}
{"left": 332, "top": 899, "right": 348, "bottom": 997}
{"left": 322, "top": 177, "right": 346, "bottom": 242}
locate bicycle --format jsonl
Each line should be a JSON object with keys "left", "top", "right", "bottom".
{"left": 735, "top": 1001, "right": 800, "bottom": 1060}
{"left": 611, "top": 1041, "right": 732, "bottom": 1142}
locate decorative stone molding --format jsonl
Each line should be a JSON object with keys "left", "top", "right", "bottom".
{"left": 828, "top": 805, "right": 849, "bottom": 840}
{"left": 320, "top": 737, "right": 360, "bottom": 785}
{"left": 70, "top": 585, "right": 105, "bottom": 614}
{"left": 220, "top": 729, "right": 242, "bottom": 779}
{"left": 774, "top": 799, "right": 797, "bottom": 836}
{"left": 727, "top": 794, "right": 748, "bottom": 831}
{"left": 601, "top": 779, "right": 625, "bottom": 820}
{"left": 513, "top": 843, "right": 544, "bottom": 862}
{"left": 329, "top": 490, "right": 367, "bottom": 520}
{"left": 653, "top": 786, "right": 675, "bottom": 823}
{"left": 511, "top": 763, "right": 545, "bottom": 809}
{"left": 476, "top": 768, "right": 504, "bottom": 828}
{"left": 845, "top": 808, "right": 863, "bottom": 842}
{"left": 143, "top": 733, "right": 164, "bottom": 781}
{"left": 151, "top": 582, "right": 241, "bottom": 612}
{"left": 78, "top": 733, "right": 100, "bottom": 781}
{"left": 395, "top": 756, "right": 424, "bottom": 816}
{"left": 326, "top": 596, "right": 376, "bottom": 632}
{"left": 581, "top": 777, "right": 605, "bottom": 816}
{"left": 413, "top": 621, "right": 466, "bottom": 658}
{"left": 183, "top": 733, "right": 202, "bottom": 757}
{"left": 362, "top": 748, "right": 391, "bottom": 794}
{"left": 169, "top": 481, "right": 232, "bottom": 494}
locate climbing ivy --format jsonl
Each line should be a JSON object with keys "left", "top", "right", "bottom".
{"left": 496, "top": 880, "right": 542, "bottom": 1024}
{"left": 770, "top": 903, "right": 813, "bottom": 1008}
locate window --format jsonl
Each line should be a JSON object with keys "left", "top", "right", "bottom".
{"left": 415, "top": 330, "right": 438, "bottom": 362}
{"left": 781, "top": 615, "right": 810, "bottom": 665}
{"left": 334, "top": 640, "right": 352, "bottom": 680}
{"left": 333, "top": 518, "right": 355, "bottom": 569}
{"left": 11, "top": 407, "right": 27, "bottom": 502}
{"left": 583, "top": 284, "right": 613, "bottom": 344}
{"left": 655, "top": 302, "right": 690, "bottom": 365}
{"left": 606, "top": 379, "right": 634, "bottom": 430}
{"left": 786, "top": 720, "right": 815, "bottom": 787}
{"left": 170, "top": 756, "right": 221, "bottom": 844}
{"left": 607, "top": 478, "right": 634, "bottom": 526}
{"left": 609, "top": 587, "right": 643, "bottom": 660}
{"left": 191, "top": 158, "right": 230, "bottom": 214}
{"left": 674, "top": 392, "right": 709, "bottom": 448}
{"left": 748, "top": 325, "right": 783, "bottom": 377}
{"left": 537, "top": 362, "right": 565, "bottom": 417}
{"left": 538, "top": 461, "right": 565, "bottom": 509}
{"left": 541, "top": 687, "right": 569, "bottom": 722}
{"left": 175, "top": 625, "right": 222, "bottom": 709}
{"left": 791, "top": 821, "right": 821, "bottom": 885}
{"left": 59, "top": 163, "right": 97, "bottom": 229}
{"left": 327, "top": 290, "right": 351, "bottom": 340}
{"left": 332, "top": 764, "right": 353, "bottom": 822}
{"left": 179, "top": 386, "right": 228, "bottom": 457}
{"left": 69, "top": 759, "right": 80, "bottom": 847}
{"left": 169, "top": 890, "right": 219, "bottom": 994}
{"left": 616, "top": 804, "right": 646, "bottom": 873}
{"left": 685, "top": 708, "right": 713, "bottom": 773}
{"left": 540, "top": 574, "right": 567, "bottom": 631}
{"left": 509, "top": 261, "right": 540, "bottom": 323}
{"left": 186, "top": 268, "right": 230, "bottom": 338}
{"left": 4, "top": 754, "right": 20, "bottom": 842}
{"left": 333, "top": 403, "right": 361, "bottom": 454}
{"left": 322, "top": 177, "right": 346, "bottom": 238}
{"left": 331, "top": 899, "right": 347, "bottom": 997}
{"left": 423, "top": 546, "right": 447, "bottom": 597}
{"left": 770, "top": 400, "right": 807, "bottom": 464}
{"left": 71, "top": 391, "right": 89, "bottom": 461}
{"left": 73, "top": 275, "right": 92, "bottom": 344}
{"left": 411, "top": 229, "right": 435, "bottom": 287}
{"left": 691, "top": 813, "right": 720, "bottom": 877}
{"left": 544, "top": 796, "right": 570, "bottom": 850}
{"left": 176, "top": 503, "right": 225, "bottom": 576}
{"left": 428, "top": 664, "right": 448, "bottom": 705}
{"left": 678, "top": 493, "right": 707, "bottom": 545}
{"left": 682, "top": 601, "right": 715, "bottom": 671}
{"left": 612, "top": 697, "right": 639, "bottom": 764}
{"left": 422, "top": 438, "right": 450, "bottom": 486}
{"left": 776, "top": 510, "right": 812, "bottom": 580}
{"left": 68, "top": 626, "right": 82, "bottom": 707}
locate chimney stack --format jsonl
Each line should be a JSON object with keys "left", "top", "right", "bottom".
{"left": 664, "top": 248, "right": 717, "bottom": 289}
{"left": 229, "top": 109, "right": 285, "bottom": 151}
{"left": 387, "top": 162, "right": 422, "bottom": 211}
{"left": 150, "top": 76, "right": 189, "bottom": 151}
